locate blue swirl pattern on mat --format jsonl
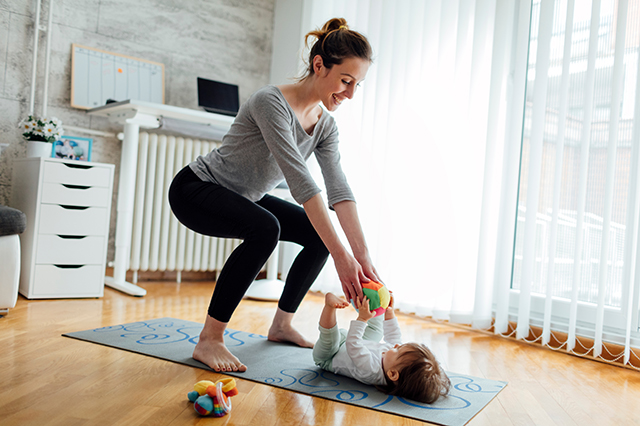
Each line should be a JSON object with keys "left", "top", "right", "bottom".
{"left": 372, "top": 394, "right": 472, "bottom": 410}
{"left": 91, "top": 319, "right": 269, "bottom": 345}
{"left": 252, "top": 366, "right": 496, "bottom": 412}
{"left": 256, "top": 368, "right": 340, "bottom": 388}
{"left": 312, "top": 389, "right": 368, "bottom": 401}
{"left": 93, "top": 320, "right": 201, "bottom": 345}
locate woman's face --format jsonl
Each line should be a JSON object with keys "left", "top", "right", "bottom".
{"left": 316, "top": 56, "right": 369, "bottom": 112}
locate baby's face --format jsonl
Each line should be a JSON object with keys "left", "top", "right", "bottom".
{"left": 382, "top": 343, "right": 409, "bottom": 374}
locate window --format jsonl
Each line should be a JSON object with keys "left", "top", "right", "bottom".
{"left": 512, "top": 0, "right": 640, "bottom": 340}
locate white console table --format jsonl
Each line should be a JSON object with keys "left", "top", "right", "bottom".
{"left": 88, "top": 100, "right": 234, "bottom": 296}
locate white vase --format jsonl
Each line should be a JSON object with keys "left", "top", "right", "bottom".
{"left": 26, "top": 141, "right": 52, "bottom": 158}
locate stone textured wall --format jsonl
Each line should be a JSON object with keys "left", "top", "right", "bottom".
{"left": 0, "top": 0, "right": 275, "bottom": 261}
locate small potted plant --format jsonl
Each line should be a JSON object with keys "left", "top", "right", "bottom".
{"left": 20, "top": 115, "right": 64, "bottom": 158}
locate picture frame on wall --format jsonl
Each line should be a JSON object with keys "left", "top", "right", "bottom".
{"left": 52, "top": 136, "right": 92, "bottom": 161}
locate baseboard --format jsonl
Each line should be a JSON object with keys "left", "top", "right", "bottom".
{"left": 440, "top": 319, "right": 640, "bottom": 370}
{"left": 104, "top": 268, "right": 268, "bottom": 283}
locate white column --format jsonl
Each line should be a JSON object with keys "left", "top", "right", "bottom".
{"left": 105, "top": 121, "right": 147, "bottom": 296}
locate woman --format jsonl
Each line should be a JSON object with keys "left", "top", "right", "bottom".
{"left": 169, "top": 17, "right": 379, "bottom": 373}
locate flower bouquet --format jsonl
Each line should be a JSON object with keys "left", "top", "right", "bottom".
{"left": 20, "top": 115, "right": 64, "bottom": 143}
{"left": 20, "top": 115, "right": 64, "bottom": 158}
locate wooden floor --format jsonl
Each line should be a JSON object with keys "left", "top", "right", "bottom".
{"left": 1, "top": 281, "right": 639, "bottom": 426}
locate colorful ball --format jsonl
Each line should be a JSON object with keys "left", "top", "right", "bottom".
{"left": 352, "top": 281, "right": 390, "bottom": 317}
{"left": 194, "top": 395, "right": 214, "bottom": 415}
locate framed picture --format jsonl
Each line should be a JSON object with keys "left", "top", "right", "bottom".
{"left": 52, "top": 136, "right": 92, "bottom": 161}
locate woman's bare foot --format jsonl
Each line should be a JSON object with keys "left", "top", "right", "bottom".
{"left": 268, "top": 308, "right": 314, "bottom": 348}
{"left": 193, "top": 315, "right": 247, "bottom": 372}
{"left": 193, "top": 339, "right": 247, "bottom": 372}
{"left": 325, "top": 292, "right": 349, "bottom": 309}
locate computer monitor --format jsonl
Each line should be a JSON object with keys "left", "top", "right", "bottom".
{"left": 197, "top": 77, "right": 240, "bottom": 117}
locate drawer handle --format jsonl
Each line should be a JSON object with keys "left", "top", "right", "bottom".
{"left": 62, "top": 184, "right": 91, "bottom": 190}
{"left": 53, "top": 264, "right": 85, "bottom": 269}
{"left": 63, "top": 163, "right": 93, "bottom": 170}
{"left": 59, "top": 205, "right": 90, "bottom": 210}
{"left": 56, "top": 235, "right": 87, "bottom": 240}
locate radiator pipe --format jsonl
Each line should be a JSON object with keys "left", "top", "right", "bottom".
{"left": 28, "top": 0, "right": 42, "bottom": 115}
{"left": 41, "top": 0, "right": 54, "bottom": 117}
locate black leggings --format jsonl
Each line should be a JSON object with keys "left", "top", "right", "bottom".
{"left": 168, "top": 166, "right": 329, "bottom": 322}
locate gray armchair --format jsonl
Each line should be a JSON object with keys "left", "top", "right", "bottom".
{"left": 0, "top": 205, "right": 26, "bottom": 315}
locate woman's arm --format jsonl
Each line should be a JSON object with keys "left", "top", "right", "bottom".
{"left": 333, "top": 200, "right": 380, "bottom": 284}
{"left": 303, "top": 194, "right": 367, "bottom": 301}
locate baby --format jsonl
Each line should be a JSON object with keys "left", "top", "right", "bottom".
{"left": 313, "top": 292, "right": 450, "bottom": 404}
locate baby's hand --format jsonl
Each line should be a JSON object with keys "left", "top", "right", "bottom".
{"left": 385, "top": 291, "right": 396, "bottom": 320}
{"left": 355, "top": 296, "right": 375, "bottom": 322}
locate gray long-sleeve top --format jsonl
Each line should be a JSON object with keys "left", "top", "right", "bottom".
{"left": 189, "top": 85, "right": 355, "bottom": 208}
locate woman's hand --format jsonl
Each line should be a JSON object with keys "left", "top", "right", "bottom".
{"left": 333, "top": 250, "right": 367, "bottom": 302}
{"left": 354, "top": 250, "right": 380, "bottom": 283}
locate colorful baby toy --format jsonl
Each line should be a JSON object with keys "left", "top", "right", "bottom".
{"left": 187, "top": 377, "right": 239, "bottom": 417}
{"left": 352, "top": 280, "right": 391, "bottom": 317}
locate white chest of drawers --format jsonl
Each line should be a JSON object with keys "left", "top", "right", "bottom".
{"left": 10, "top": 158, "right": 114, "bottom": 298}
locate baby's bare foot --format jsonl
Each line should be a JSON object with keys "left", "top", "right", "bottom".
{"left": 325, "top": 292, "right": 350, "bottom": 309}
{"left": 193, "top": 339, "right": 247, "bottom": 372}
{"left": 268, "top": 323, "right": 314, "bottom": 348}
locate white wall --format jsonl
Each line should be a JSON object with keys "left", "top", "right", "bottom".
{"left": 269, "top": 0, "right": 305, "bottom": 85}
{"left": 0, "top": 0, "right": 276, "bottom": 261}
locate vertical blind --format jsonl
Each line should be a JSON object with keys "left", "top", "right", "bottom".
{"left": 296, "top": 0, "right": 640, "bottom": 367}
{"left": 512, "top": 0, "right": 640, "bottom": 365}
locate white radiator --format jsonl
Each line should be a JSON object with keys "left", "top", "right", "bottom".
{"left": 128, "top": 132, "right": 241, "bottom": 283}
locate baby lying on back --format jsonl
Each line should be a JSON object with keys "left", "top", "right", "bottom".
{"left": 313, "top": 291, "right": 450, "bottom": 404}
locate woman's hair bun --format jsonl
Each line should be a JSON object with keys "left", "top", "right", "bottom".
{"left": 299, "top": 17, "right": 372, "bottom": 80}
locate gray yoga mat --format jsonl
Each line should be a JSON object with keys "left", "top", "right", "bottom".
{"left": 63, "top": 317, "right": 506, "bottom": 426}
